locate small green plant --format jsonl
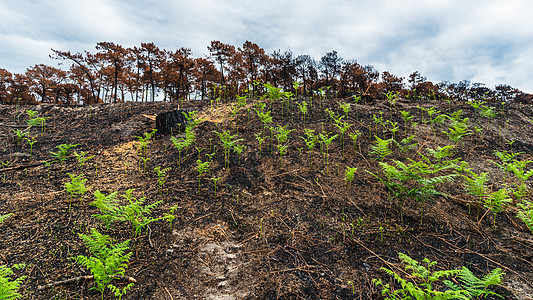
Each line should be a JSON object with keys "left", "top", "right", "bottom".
{"left": 339, "top": 101, "right": 351, "bottom": 118}
{"left": 214, "top": 130, "right": 243, "bottom": 169}
{"left": 297, "top": 101, "right": 308, "bottom": 126}
{"left": 211, "top": 177, "right": 222, "bottom": 197}
{"left": 91, "top": 191, "right": 120, "bottom": 230}
{"left": 384, "top": 91, "right": 399, "bottom": 105}
{"left": 12, "top": 129, "right": 28, "bottom": 151}
{"left": 273, "top": 125, "right": 294, "bottom": 168}
{"left": 463, "top": 169, "right": 489, "bottom": 202}
{"left": 348, "top": 130, "right": 361, "bottom": 153}
{"left": 318, "top": 131, "right": 338, "bottom": 175}
{"left": 26, "top": 110, "right": 49, "bottom": 134}
{"left": 370, "top": 136, "right": 393, "bottom": 161}
{"left": 444, "top": 117, "right": 472, "bottom": 143}
{"left": 370, "top": 159, "right": 457, "bottom": 223}
{"left": 301, "top": 129, "right": 319, "bottom": 160}
{"left": 373, "top": 253, "right": 503, "bottom": 300}
{"left": 73, "top": 151, "right": 95, "bottom": 168}
{"left": 164, "top": 205, "right": 179, "bottom": 228}
{"left": 254, "top": 132, "right": 267, "bottom": 159}
{"left": 330, "top": 113, "right": 352, "bottom": 156}
{"left": 0, "top": 213, "right": 13, "bottom": 224}
{"left": 196, "top": 159, "right": 211, "bottom": 191}
{"left": 91, "top": 189, "right": 163, "bottom": 237}
{"left": 23, "top": 136, "right": 36, "bottom": 158}
{"left": 444, "top": 266, "right": 504, "bottom": 299}
{"left": 153, "top": 166, "right": 171, "bottom": 194}
{"left": 49, "top": 143, "right": 80, "bottom": 164}
{"left": 484, "top": 188, "right": 512, "bottom": 229}
{"left": 73, "top": 228, "right": 134, "bottom": 300}
{"left": 65, "top": 173, "right": 88, "bottom": 203}
{"left": 345, "top": 167, "right": 357, "bottom": 188}
{"left": 0, "top": 263, "right": 26, "bottom": 300}
{"left": 516, "top": 200, "right": 533, "bottom": 234}
{"left": 136, "top": 129, "right": 157, "bottom": 171}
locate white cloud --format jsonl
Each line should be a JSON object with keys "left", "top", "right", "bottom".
{"left": 0, "top": 0, "right": 532, "bottom": 92}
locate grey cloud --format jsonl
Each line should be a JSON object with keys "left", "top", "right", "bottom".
{"left": 0, "top": 0, "right": 532, "bottom": 92}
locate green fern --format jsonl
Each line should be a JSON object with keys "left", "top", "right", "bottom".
{"left": 0, "top": 213, "right": 13, "bottom": 224}
{"left": 73, "top": 228, "right": 133, "bottom": 299}
{"left": 371, "top": 159, "right": 457, "bottom": 223}
{"left": 517, "top": 200, "right": 533, "bottom": 234}
{"left": 345, "top": 167, "right": 358, "bottom": 188}
{"left": 373, "top": 253, "right": 468, "bottom": 300}
{"left": 65, "top": 173, "right": 88, "bottom": 200}
{"left": 91, "top": 190, "right": 163, "bottom": 236}
{"left": 0, "top": 264, "right": 26, "bottom": 300}
{"left": 463, "top": 170, "right": 489, "bottom": 201}
{"left": 443, "top": 267, "right": 504, "bottom": 298}
{"left": 371, "top": 136, "right": 394, "bottom": 161}
{"left": 91, "top": 191, "right": 121, "bottom": 230}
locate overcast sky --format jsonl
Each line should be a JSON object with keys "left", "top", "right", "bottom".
{"left": 1, "top": 0, "right": 532, "bottom": 92}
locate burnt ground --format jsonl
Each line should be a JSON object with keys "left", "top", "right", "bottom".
{"left": 1, "top": 96, "right": 533, "bottom": 299}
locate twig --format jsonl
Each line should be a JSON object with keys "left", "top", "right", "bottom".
{"left": 0, "top": 161, "right": 45, "bottom": 173}
{"left": 37, "top": 274, "right": 137, "bottom": 290}
{"left": 164, "top": 287, "right": 174, "bottom": 300}
{"left": 148, "top": 225, "right": 154, "bottom": 248}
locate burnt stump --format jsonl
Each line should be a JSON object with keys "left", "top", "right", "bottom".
{"left": 155, "top": 110, "right": 190, "bottom": 134}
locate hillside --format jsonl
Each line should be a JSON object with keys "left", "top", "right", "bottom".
{"left": 1, "top": 95, "right": 533, "bottom": 299}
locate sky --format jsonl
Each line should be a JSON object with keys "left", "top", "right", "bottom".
{"left": 1, "top": 0, "right": 532, "bottom": 93}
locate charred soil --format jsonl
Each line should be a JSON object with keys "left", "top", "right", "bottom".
{"left": 1, "top": 97, "right": 533, "bottom": 299}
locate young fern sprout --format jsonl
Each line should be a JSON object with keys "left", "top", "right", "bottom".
{"left": 91, "top": 189, "right": 163, "bottom": 237}
{"left": 153, "top": 166, "right": 171, "bottom": 194}
{"left": 370, "top": 159, "right": 457, "bottom": 224}
{"left": 445, "top": 117, "right": 472, "bottom": 143}
{"left": 273, "top": 125, "right": 294, "bottom": 168}
{"left": 170, "top": 127, "right": 195, "bottom": 169}
{"left": 484, "top": 188, "right": 512, "bottom": 229}
{"left": 233, "top": 144, "right": 246, "bottom": 165}
{"left": 214, "top": 130, "right": 243, "bottom": 169}
{"left": 196, "top": 159, "right": 211, "bottom": 191}
{"left": 348, "top": 130, "right": 361, "bottom": 154}
{"left": 49, "top": 143, "right": 80, "bottom": 165}
{"left": 318, "top": 131, "right": 338, "bottom": 175}
{"left": 370, "top": 136, "right": 393, "bottom": 161}
{"left": 517, "top": 200, "right": 533, "bottom": 234}
{"left": 301, "top": 129, "right": 319, "bottom": 166}
{"left": 345, "top": 167, "right": 358, "bottom": 188}
{"left": 0, "top": 213, "right": 13, "bottom": 224}
{"left": 297, "top": 101, "right": 308, "bottom": 126}
{"left": 338, "top": 101, "right": 351, "bottom": 118}
{"left": 136, "top": 129, "right": 157, "bottom": 158}
{"left": 292, "top": 81, "right": 300, "bottom": 99}
{"left": 24, "top": 136, "right": 37, "bottom": 161}
{"left": 330, "top": 113, "right": 352, "bottom": 157}
{"left": 164, "top": 205, "right": 179, "bottom": 228}
{"left": 64, "top": 173, "right": 88, "bottom": 214}
{"left": 65, "top": 173, "right": 88, "bottom": 201}
{"left": 463, "top": 169, "right": 489, "bottom": 203}
{"left": 211, "top": 177, "right": 222, "bottom": 197}
{"left": 12, "top": 129, "right": 28, "bottom": 151}
{"left": 73, "top": 151, "right": 95, "bottom": 168}
{"left": 254, "top": 132, "right": 267, "bottom": 159}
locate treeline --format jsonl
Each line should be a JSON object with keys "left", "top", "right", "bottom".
{"left": 0, "top": 40, "right": 531, "bottom": 105}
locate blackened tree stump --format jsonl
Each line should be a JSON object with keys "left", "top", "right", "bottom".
{"left": 155, "top": 110, "right": 190, "bottom": 134}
